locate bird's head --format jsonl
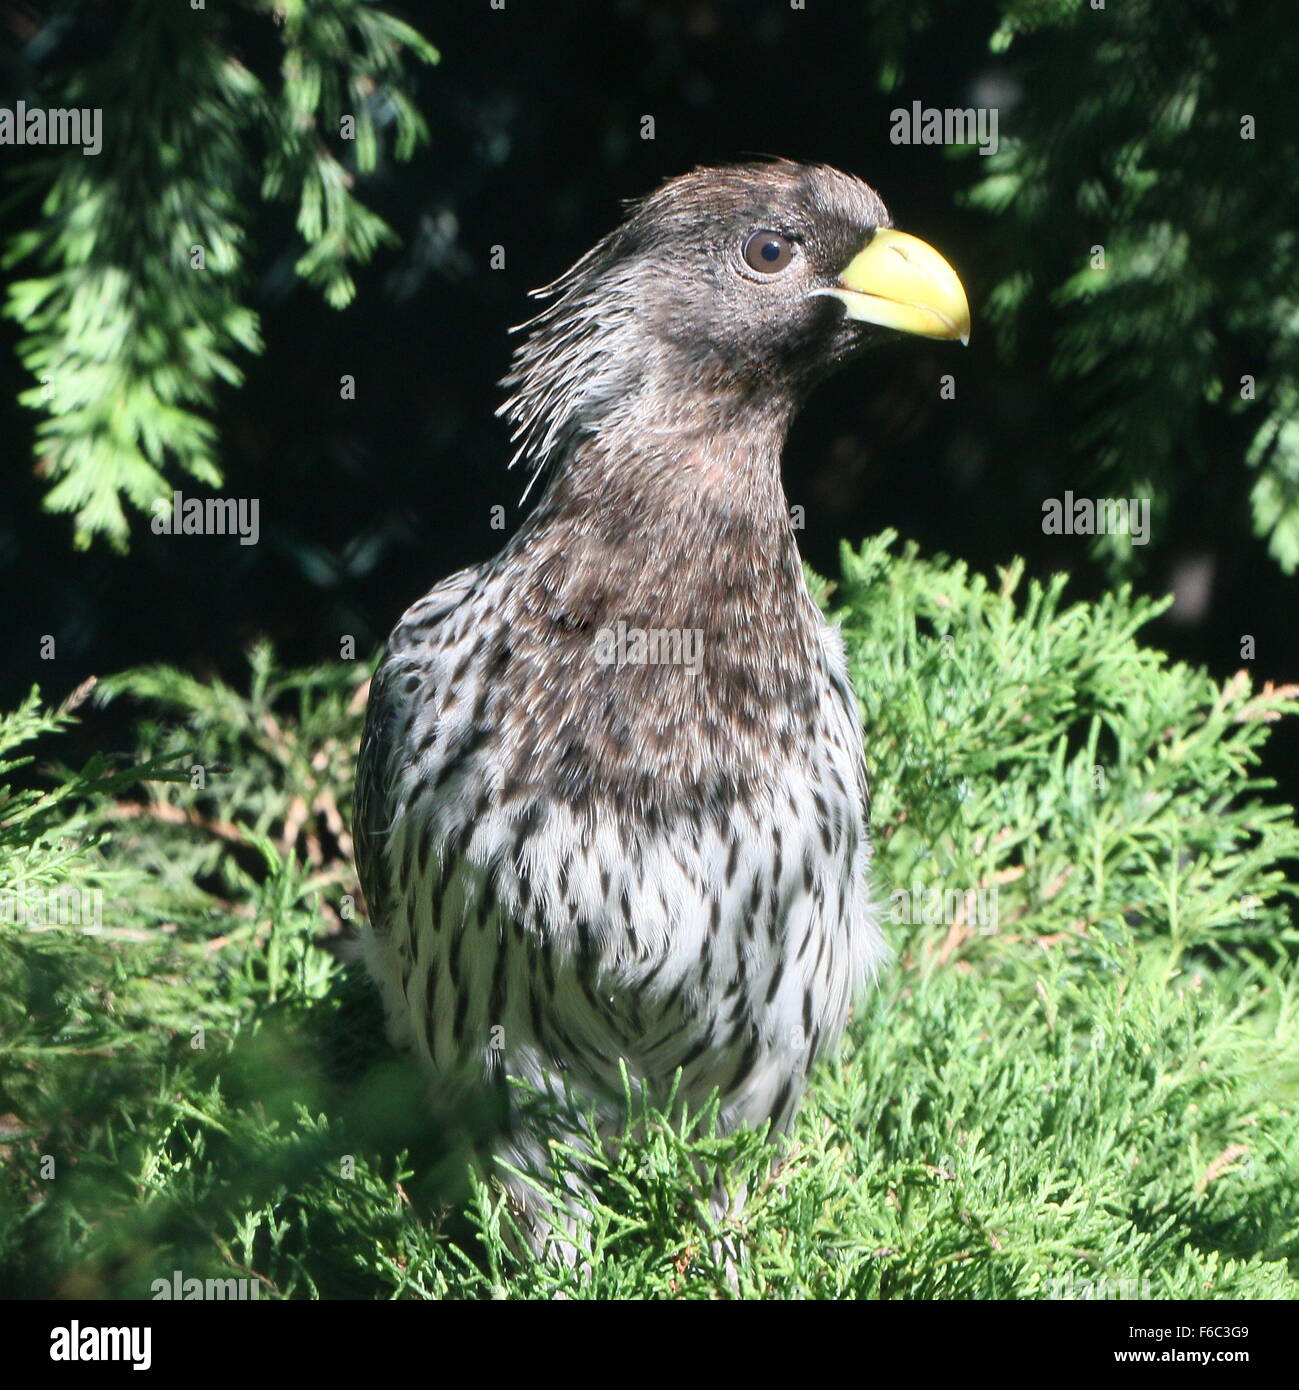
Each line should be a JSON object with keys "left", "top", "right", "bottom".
{"left": 500, "top": 159, "right": 969, "bottom": 480}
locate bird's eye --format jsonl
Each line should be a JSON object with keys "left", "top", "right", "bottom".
{"left": 743, "top": 229, "right": 794, "bottom": 274}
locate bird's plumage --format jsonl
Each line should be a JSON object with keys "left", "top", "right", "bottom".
{"left": 355, "top": 160, "right": 967, "bottom": 1251}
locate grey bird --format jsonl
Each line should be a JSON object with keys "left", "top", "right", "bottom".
{"left": 354, "top": 159, "right": 969, "bottom": 1256}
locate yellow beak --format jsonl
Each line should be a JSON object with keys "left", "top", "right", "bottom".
{"left": 816, "top": 228, "right": 970, "bottom": 345}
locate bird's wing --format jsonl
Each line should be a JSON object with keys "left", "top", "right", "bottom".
{"left": 354, "top": 564, "right": 482, "bottom": 933}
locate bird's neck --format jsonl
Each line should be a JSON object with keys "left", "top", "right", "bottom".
{"left": 521, "top": 391, "right": 806, "bottom": 612}
{"left": 492, "top": 396, "right": 828, "bottom": 810}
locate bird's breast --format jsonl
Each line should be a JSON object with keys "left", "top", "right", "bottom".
{"left": 364, "top": 532, "right": 884, "bottom": 1122}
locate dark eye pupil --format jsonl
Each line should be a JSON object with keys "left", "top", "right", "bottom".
{"left": 744, "top": 229, "right": 792, "bottom": 273}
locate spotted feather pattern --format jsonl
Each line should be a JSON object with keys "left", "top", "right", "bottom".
{"left": 355, "top": 161, "right": 897, "bottom": 1248}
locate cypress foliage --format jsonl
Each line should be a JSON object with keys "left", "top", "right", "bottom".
{"left": 3, "top": 1, "right": 437, "bottom": 549}
{"left": 1, "top": 541, "right": 1294, "bottom": 1298}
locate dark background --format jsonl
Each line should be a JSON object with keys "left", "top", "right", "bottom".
{"left": 2, "top": 0, "right": 1296, "bottom": 794}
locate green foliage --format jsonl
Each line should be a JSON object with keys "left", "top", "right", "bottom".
{"left": 0, "top": 680, "right": 190, "bottom": 981}
{"left": 833, "top": 533, "right": 1299, "bottom": 963}
{"left": 1, "top": 538, "right": 1296, "bottom": 1298}
{"left": 861, "top": 0, "right": 1299, "bottom": 571}
{"left": 2, "top": 1, "right": 438, "bottom": 550}
{"left": 93, "top": 640, "right": 364, "bottom": 921}
{"left": 952, "top": 0, "right": 1299, "bottom": 571}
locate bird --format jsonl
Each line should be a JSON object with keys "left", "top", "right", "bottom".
{"left": 354, "top": 159, "right": 969, "bottom": 1258}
